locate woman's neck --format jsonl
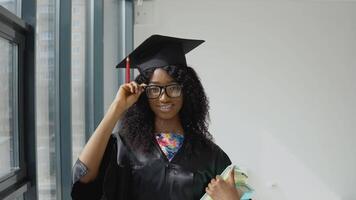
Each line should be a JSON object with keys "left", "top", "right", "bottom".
{"left": 154, "top": 115, "right": 184, "bottom": 135}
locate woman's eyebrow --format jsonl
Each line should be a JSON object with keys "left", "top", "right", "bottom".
{"left": 149, "top": 81, "right": 177, "bottom": 84}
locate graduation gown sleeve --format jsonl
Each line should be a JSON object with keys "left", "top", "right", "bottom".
{"left": 190, "top": 143, "right": 232, "bottom": 199}
{"left": 71, "top": 134, "right": 132, "bottom": 200}
{"left": 214, "top": 146, "right": 232, "bottom": 175}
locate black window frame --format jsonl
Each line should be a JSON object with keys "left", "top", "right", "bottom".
{"left": 0, "top": 5, "right": 31, "bottom": 199}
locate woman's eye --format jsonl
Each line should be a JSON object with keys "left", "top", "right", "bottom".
{"left": 148, "top": 87, "right": 160, "bottom": 93}
{"left": 167, "top": 85, "right": 180, "bottom": 91}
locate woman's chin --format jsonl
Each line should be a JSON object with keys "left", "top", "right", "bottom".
{"left": 154, "top": 111, "right": 179, "bottom": 120}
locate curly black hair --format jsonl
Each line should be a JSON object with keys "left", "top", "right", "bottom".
{"left": 119, "top": 65, "right": 214, "bottom": 154}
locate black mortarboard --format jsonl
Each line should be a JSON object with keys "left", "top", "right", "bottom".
{"left": 116, "top": 34, "right": 204, "bottom": 82}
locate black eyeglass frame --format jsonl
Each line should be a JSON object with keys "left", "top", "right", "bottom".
{"left": 144, "top": 83, "right": 183, "bottom": 99}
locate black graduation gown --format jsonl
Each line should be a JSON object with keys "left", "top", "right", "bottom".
{"left": 71, "top": 132, "right": 231, "bottom": 200}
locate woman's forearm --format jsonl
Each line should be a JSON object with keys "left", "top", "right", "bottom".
{"left": 78, "top": 100, "right": 125, "bottom": 183}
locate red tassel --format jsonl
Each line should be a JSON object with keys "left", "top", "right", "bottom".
{"left": 126, "top": 57, "right": 130, "bottom": 83}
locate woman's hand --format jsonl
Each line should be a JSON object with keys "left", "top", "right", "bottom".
{"left": 114, "top": 81, "right": 147, "bottom": 111}
{"left": 206, "top": 167, "right": 242, "bottom": 200}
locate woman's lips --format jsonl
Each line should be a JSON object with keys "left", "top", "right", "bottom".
{"left": 158, "top": 104, "right": 173, "bottom": 112}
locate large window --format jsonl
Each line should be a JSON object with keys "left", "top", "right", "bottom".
{"left": 35, "top": 0, "right": 90, "bottom": 199}
{"left": 1, "top": 0, "right": 129, "bottom": 199}
{"left": 35, "top": 0, "right": 57, "bottom": 199}
{"left": 0, "top": 4, "right": 28, "bottom": 200}
{"left": 0, "top": 37, "right": 18, "bottom": 179}
{"left": 71, "top": 0, "right": 87, "bottom": 165}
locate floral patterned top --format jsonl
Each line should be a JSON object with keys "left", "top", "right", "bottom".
{"left": 155, "top": 133, "right": 184, "bottom": 162}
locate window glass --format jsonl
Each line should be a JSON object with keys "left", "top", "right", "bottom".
{"left": 0, "top": 0, "right": 21, "bottom": 17}
{"left": 71, "top": 0, "right": 87, "bottom": 165}
{"left": 0, "top": 37, "right": 19, "bottom": 179}
{"left": 36, "top": 0, "right": 57, "bottom": 199}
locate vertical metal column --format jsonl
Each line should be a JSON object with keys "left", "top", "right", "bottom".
{"left": 118, "top": 0, "right": 134, "bottom": 86}
{"left": 21, "top": 0, "right": 37, "bottom": 198}
{"left": 85, "top": 0, "right": 104, "bottom": 140}
{"left": 56, "top": 0, "right": 72, "bottom": 199}
{"left": 93, "top": 0, "right": 104, "bottom": 130}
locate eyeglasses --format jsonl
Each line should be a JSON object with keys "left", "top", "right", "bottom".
{"left": 145, "top": 84, "right": 183, "bottom": 99}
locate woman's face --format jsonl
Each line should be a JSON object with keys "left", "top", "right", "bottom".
{"left": 147, "top": 68, "right": 183, "bottom": 120}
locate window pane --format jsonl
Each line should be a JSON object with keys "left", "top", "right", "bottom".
{"left": 0, "top": 37, "right": 19, "bottom": 178}
{"left": 0, "top": 0, "right": 21, "bottom": 17}
{"left": 36, "top": 0, "right": 57, "bottom": 199}
{"left": 71, "top": 0, "right": 87, "bottom": 164}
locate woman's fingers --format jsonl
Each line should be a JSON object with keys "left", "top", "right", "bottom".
{"left": 131, "top": 82, "right": 148, "bottom": 94}
{"left": 138, "top": 83, "right": 146, "bottom": 93}
{"left": 125, "top": 82, "right": 134, "bottom": 93}
{"left": 115, "top": 81, "right": 147, "bottom": 110}
{"left": 205, "top": 187, "right": 212, "bottom": 196}
{"left": 208, "top": 182, "right": 213, "bottom": 188}
{"left": 121, "top": 84, "right": 131, "bottom": 94}
{"left": 139, "top": 83, "right": 147, "bottom": 92}
{"left": 227, "top": 166, "right": 236, "bottom": 186}
{"left": 125, "top": 81, "right": 140, "bottom": 94}
{"left": 131, "top": 82, "right": 138, "bottom": 93}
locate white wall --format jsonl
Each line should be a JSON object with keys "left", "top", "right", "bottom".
{"left": 103, "top": 0, "right": 127, "bottom": 114}
{"left": 134, "top": 0, "right": 356, "bottom": 199}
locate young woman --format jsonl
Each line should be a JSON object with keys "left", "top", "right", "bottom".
{"left": 71, "top": 35, "right": 241, "bottom": 200}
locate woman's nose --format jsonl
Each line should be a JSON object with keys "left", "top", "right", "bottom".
{"left": 159, "top": 89, "right": 169, "bottom": 102}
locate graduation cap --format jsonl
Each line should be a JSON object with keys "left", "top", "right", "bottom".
{"left": 116, "top": 34, "right": 205, "bottom": 83}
